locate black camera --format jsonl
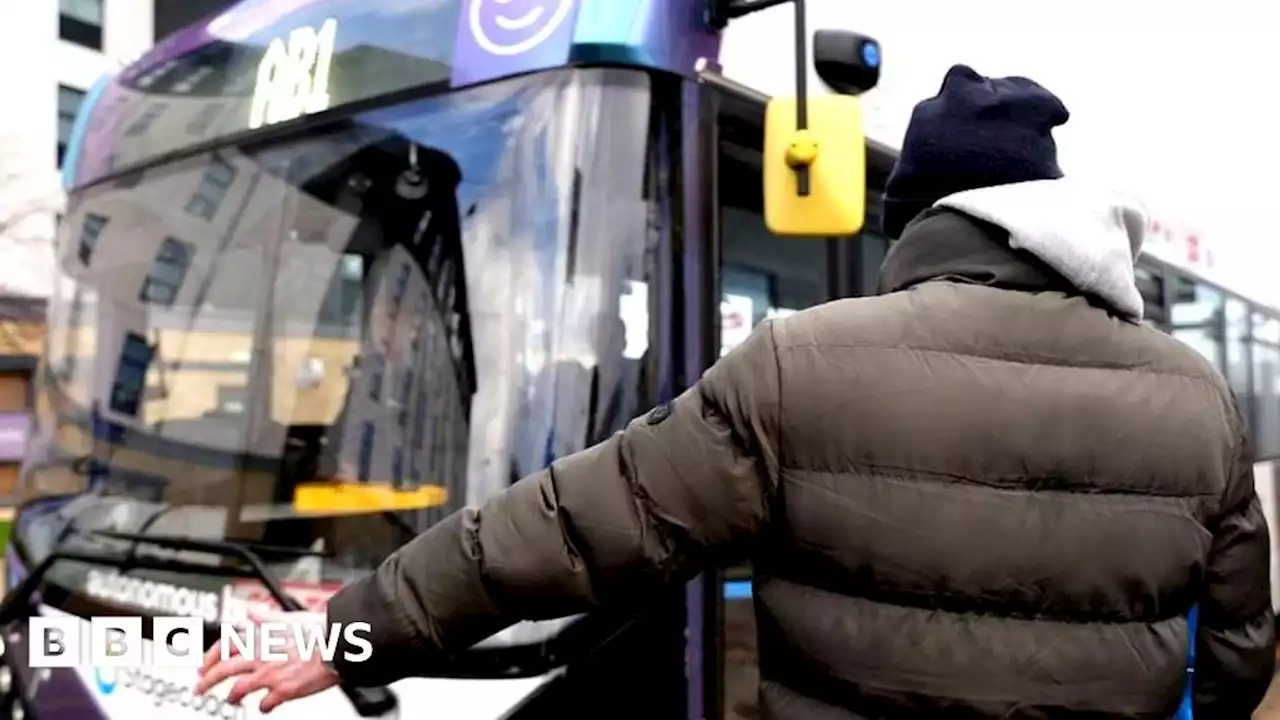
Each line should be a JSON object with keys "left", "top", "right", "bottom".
{"left": 814, "top": 30, "right": 881, "bottom": 96}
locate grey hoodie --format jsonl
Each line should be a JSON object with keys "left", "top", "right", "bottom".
{"left": 935, "top": 178, "right": 1149, "bottom": 322}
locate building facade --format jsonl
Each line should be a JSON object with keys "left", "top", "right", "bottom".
{"left": 0, "top": 1, "right": 235, "bottom": 498}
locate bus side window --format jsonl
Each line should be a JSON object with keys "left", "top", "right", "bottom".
{"left": 1170, "top": 274, "right": 1225, "bottom": 373}
{"left": 1253, "top": 313, "right": 1280, "bottom": 459}
{"left": 1135, "top": 266, "right": 1166, "bottom": 329}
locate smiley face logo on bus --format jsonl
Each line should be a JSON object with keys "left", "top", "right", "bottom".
{"left": 469, "top": 0, "right": 575, "bottom": 56}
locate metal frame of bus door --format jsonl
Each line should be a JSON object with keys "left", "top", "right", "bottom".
{"left": 682, "top": 67, "right": 725, "bottom": 720}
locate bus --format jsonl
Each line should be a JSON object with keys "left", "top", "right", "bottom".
{"left": 5, "top": 1, "right": 1278, "bottom": 719}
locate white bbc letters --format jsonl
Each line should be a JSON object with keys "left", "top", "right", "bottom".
{"left": 29, "top": 615, "right": 372, "bottom": 668}
{"left": 89, "top": 616, "right": 143, "bottom": 667}
{"left": 152, "top": 617, "right": 205, "bottom": 668}
{"left": 27, "top": 616, "right": 82, "bottom": 668}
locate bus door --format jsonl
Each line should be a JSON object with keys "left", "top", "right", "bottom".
{"left": 700, "top": 76, "right": 892, "bottom": 720}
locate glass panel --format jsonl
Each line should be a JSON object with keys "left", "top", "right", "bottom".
{"left": 1225, "top": 299, "right": 1250, "bottom": 403}
{"left": 109, "top": 332, "right": 153, "bottom": 417}
{"left": 58, "top": 87, "right": 85, "bottom": 115}
{"left": 76, "top": 213, "right": 108, "bottom": 266}
{"left": 59, "top": 16, "right": 103, "bottom": 50}
{"left": 1170, "top": 275, "right": 1224, "bottom": 372}
{"left": 57, "top": 86, "right": 86, "bottom": 146}
{"left": 21, "top": 70, "right": 662, "bottom": 653}
{"left": 719, "top": 140, "right": 826, "bottom": 356}
{"left": 1135, "top": 265, "right": 1166, "bottom": 328}
{"left": 60, "top": 0, "right": 103, "bottom": 24}
{"left": 124, "top": 103, "right": 169, "bottom": 137}
{"left": 183, "top": 153, "right": 238, "bottom": 221}
{"left": 57, "top": 116, "right": 76, "bottom": 142}
{"left": 317, "top": 254, "right": 366, "bottom": 334}
{"left": 1254, "top": 311, "right": 1280, "bottom": 459}
{"left": 138, "top": 237, "right": 195, "bottom": 307}
{"left": 1253, "top": 342, "right": 1280, "bottom": 459}
{"left": 1254, "top": 312, "right": 1280, "bottom": 344}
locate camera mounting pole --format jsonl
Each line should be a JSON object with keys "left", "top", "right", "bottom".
{"left": 706, "top": 0, "right": 815, "bottom": 197}
{"left": 789, "top": 0, "right": 812, "bottom": 196}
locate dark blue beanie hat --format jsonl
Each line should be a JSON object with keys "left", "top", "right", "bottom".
{"left": 881, "top": 64, "right": 1070, "bottom": 239}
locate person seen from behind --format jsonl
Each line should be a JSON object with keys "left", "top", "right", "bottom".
{"left": 196, "top": 64, "right": 1275, "bottom": 718}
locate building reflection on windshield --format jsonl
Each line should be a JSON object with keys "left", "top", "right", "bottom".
{"left": 20, "top": 69, "right": 666, "bottom": 604}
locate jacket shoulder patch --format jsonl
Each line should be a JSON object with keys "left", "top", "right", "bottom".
{"left": 646, "top": 402, "right": 672, "bottom": 425}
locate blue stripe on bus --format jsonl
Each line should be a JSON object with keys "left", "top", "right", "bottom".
{"left": 724, "top": 580, "right": 752, "bottom": 601}
{"left": 62, "top": 73, "right": 112, "bottom": 191}
{"left": 571, "top": 0, "right": 653, "bottom": 65}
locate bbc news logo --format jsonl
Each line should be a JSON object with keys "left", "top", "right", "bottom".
{"left": 27, "top": 617, "right": 373, "bottom": 668}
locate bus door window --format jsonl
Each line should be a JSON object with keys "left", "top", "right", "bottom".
{"left": 718, "top": 159, "right": 828, "bottom": 354}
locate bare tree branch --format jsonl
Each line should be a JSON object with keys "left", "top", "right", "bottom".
{"left": 0, "top": 135, "right": 63, "bottom": 300}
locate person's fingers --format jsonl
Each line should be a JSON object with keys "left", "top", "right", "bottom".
{"left": 193, "top": 656, "right": 259, "bottom": 696}
{"left": 258, "top": 678, "right": 303, "bottom": 715}
{"left": 226, "top": 666, "right": 279, "bottom": 706}
{"left": 255, "top": 658, "right": 342, "bottom": 714}
{"left": 199, "top": 641, "right": 223, "bottom": 675}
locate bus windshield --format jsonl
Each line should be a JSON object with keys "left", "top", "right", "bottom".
{"left": 16, "top": 67, "right": 657, "bottom": 629}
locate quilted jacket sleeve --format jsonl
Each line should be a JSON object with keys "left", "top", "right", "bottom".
{"left": 1193, "top": 403, "right": 1275, "bottom": 718}
{"left": 326, "top": 321, "right": 783, "bottom": 687}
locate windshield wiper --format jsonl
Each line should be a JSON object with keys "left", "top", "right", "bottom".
{"left": 120, "top": 504, "right": 333, "bottom": 563}
{"left": 57, "top": 469, "right": 337, "bottom": 563}
{"left": 0, "top": 530, "right": 398, "bottom": 717}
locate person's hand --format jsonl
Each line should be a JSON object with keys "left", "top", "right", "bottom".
{"left": 194, "top": 611, "right": 341, "bottom": 714}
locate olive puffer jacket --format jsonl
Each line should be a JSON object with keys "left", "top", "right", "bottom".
{"left": 328, "top": 179, "right": 1274, "bottom": 718}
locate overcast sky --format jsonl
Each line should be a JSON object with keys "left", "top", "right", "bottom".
{"left": 721, "top": 0, "right": 1278, "bottom": 304}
